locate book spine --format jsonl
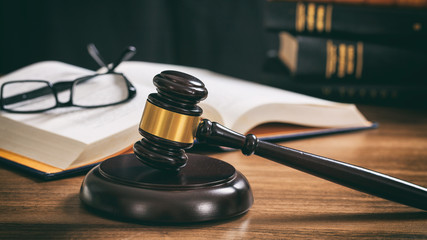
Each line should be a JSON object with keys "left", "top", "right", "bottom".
{"left": 273, "top": 0, "right": 427, "bottom": 8}
{"left": 312, "top": 84, "right": 425, "bottom": 105}
{"left": 264, "top": 1, "right": 427, "bottom": 37}
{"left": 260, "top": 71, "right": 426, "bottom": 106}
{"left": 280, "top": 35, "right": 426, "bottom": 83}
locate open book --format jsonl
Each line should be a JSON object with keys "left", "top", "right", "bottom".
{"left": 0, "top": 61, "right": 374, "bottom": 179}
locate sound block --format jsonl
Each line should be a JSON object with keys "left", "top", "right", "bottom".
{"left": 80, "top": 153, "right": 253, "bottom": 223}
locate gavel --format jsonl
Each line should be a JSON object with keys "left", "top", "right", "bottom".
{"left": 81, "top": 70, "right": 427, "bottom": 223}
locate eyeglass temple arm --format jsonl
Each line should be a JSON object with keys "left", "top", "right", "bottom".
{"left": 87, "top": 43, "right": 136, "bottom": 73}
{"left": 87, "top": 43, "right": 108, "bottom": 69}
{"left": 109, "top": 46, "right": 137, "bottom": 72}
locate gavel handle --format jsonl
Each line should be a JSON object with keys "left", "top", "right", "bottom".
{"left": 196, "top": 120, "right": 427, "bottom": 211}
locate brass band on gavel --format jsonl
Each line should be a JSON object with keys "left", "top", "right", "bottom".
{"left": 139, "top": 101, "right": 201, "bottom": 144}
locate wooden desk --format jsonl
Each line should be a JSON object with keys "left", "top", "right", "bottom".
{"left": 1, "top": 105, "right": 426, "bottom": 239}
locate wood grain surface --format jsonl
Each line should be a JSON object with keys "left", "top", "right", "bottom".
{"left": 1, "top": 105, "right": 426, "bottom": 239}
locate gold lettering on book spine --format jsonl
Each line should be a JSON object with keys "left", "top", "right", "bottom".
{"left": 321, "top": 87, "right": 332, "bottom": 96}
{"left": 325, "top": 40, "right": 337, "bottom": 79}
{"left": 296, "top": 3, "right": 306, "bottom": 32}
{"left": 348, "top": 88, "right": 356, "bottom": 97}
{"left": 413, "top": 22, "right": 422, "bottom": 31}
{"left": 338, "top": 44, "right": 347, "bottom": 78}
{"left": 338, "top": 87, "right": 346, "bottom": 97}
{"left": 359, "top": 88, "right": 367, "bottom": 97}
{"left": 316, "top": 5, "right": 325, "bottom": 32}
{"left": 346, "top": 45, "right": 355, "bottom": 75}
{"left": 325, "top": 4, "right": 333, "bottom": 32}
{"left": 391, "top": 90, "right": 398, "bottom": 98}
{"left": 356, "top": 42, "right": 364, "bottom": 79}
{"left": 139, "top": 101, "right": 201, "bottom": 144}
{"left": 380, "top": 89, "right": 388, "bottom": 99}
{"left": 307, "top": 3, "right": 316, "bottom": 32}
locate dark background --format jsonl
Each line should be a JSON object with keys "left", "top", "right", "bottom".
{"left": 0, "top": 0, "right": 277, "bottom": 81}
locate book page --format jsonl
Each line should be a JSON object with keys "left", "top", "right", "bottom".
{"left": 0, "top": 60, "right": 370, "bottom": 169}
{"left": 1, "top": 60, "right": 370, "bottom": 145}
{"left": 116, "top": 62, "right": 371, "bottom": 133}
{"left": 0, "top": 61, "right": 154, "bottom": 144}
{"left": 0, "top": 61, "right": 153, "bottom": 168}
{"left": 197, "top": 73, "right": 371, "bottom": 132}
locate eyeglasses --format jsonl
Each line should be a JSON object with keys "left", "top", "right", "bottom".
{"left": 0, "top": 43, "right": 137, "bottom": 113}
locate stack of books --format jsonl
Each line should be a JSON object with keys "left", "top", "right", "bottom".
{"left": 262, "top": 0, "right": 427, "bottom": 106}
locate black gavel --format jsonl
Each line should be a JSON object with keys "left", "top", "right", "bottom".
{"left": 133, "top": 70, "right": 427, "bottom": 211}
{"left": 81, "top": 70, "right": 426, "bottom": 224}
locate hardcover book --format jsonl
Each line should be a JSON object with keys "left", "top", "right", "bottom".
{"left": 0, "top": 61, "right": 374, "bottom": 179}
{"left": 278, "top": 32, "right": 426, "bottom": 83}
{"left": 261, "top": 56, "right": 426, "bottom": 105}
{"left": 270, "top": 0, "right": 427, "bottom": 8}
{"left": 264, "top": 1, "right": 427, "bottom": 38}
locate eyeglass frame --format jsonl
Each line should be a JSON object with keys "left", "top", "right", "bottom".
{"left": 0, "top": 44, "right": 137, "bottom": 114}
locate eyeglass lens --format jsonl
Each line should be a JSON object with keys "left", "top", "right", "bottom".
{"left": 2, "top": 74, "right": 129, "bottom": 113}
{"left": 73, "top": 74, "right": 129, "bottom": 107}
{"left": 2, "top": 81, "right": 57, "bottom": 112}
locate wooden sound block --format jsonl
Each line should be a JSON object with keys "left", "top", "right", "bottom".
{"left": 80, "top": 153, "right": 253, "bottom": 223}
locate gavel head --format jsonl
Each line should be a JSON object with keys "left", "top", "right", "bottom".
{"left": 133, "top": 70, "right": 208, "bottom": 171}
